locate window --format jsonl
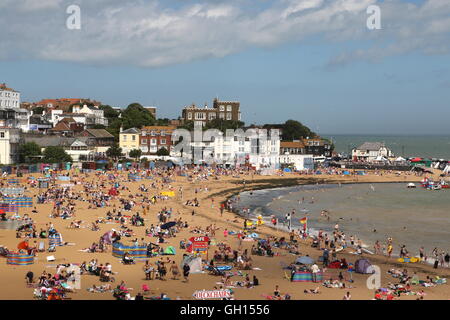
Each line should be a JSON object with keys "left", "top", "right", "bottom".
{"left": 123, "top": 135, "right": 127, "bottom": 141}
{"left": 219, "top": 113, "right": 225, "bottom": 119}
{"left": 187, "top": 112, "right": 192, "bottom": 120}
{"left": 161, "top": 139, "right": 166, "bottom": 145}
{"left": 160, "top": 130, "right": 165, "bottom": 136}
{"left": 141, "top": 131, "right": 146, "bottom": 136}
{"left": 227, "top": 105, "right": 232, "bottom": 111}
{"left": 150, "top": 131, "right": 156, "bottom": 136}
{"left": 209, "top": 113, "right": 216, "bottom": 120}
{"left": 0, "top": 132, "right": 4, "bottom": 138}
{"left": 226, "top": 113, "right": 232, "bottom": 120}
{"left": 132, "top": 135, "right": 136, "bottom": 141}
{"left": 151, "top": 138, "right": 157, "bottom": 145}
{"left": 141, "top": 139, "right": 147, "bottom": 145}
{"left": 219, "top": 105, "right": 225, "bottom": 111}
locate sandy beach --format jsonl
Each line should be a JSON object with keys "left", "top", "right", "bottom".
{"left": 1, "top": 167, "right": 449, "bottom": 300}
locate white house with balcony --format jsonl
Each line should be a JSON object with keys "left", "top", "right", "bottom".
{"left": 352, "top": 142, "right": 393, "bottom": 162}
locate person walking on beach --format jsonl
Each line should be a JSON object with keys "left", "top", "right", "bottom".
{"left": 343, "top": 291, "right": 351, "bottom": 300}
{"left": 182, "top": 263, "right": 190, "bottom": 282}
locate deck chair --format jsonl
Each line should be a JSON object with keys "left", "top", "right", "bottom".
{"left": 38, "top": 241, "right": 45, "bottom": 252}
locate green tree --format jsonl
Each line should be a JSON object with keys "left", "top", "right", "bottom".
{"left": 99, "top": 105, "right": 120, "bottom": 119}
{"left": 121, "top": 103, "right": 155, "bottom": 130}
{"left": 106, "top": 144, "right": 123, "bottom": 160}
{"left": 280, "top": 120, "right": 315, "bottom": 141}
{"left": 18, "top": 142, "right": 42, "bottom": 163}
{"left": 42, "top": 146, "right": 72, "bottom": 163}
{"left": 156, "top": 147, "right": 170, "bottom": 156}
{"left": 129, "top": 149, "right": 142, "bottom": 160}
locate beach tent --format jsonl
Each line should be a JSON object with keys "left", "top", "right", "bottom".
{"left": 375, "top": 156, "right": 387, "bottom": 162}
{"left": 48, "top": 233, "right": 64, "bottom": 247}
{"left": 395, "top": 156, "right": 406, "bottom": 162}
{"left": 6, "top": 252, "right": 35, "bottom": 265}
{"left": 283, "top": 168, "right": 292, "bottom": 173}
{"left": 296, "top": 256, "right": 315, "bottom": 265}
{"left": 182, "top": 255, "right": 203, "bottom": 274}
{"left": 163, "top": 246, "right": 176, "bottom": 255}
{"left": 112, "top": 242, "right": 147, "bottom": 259}
{"left": 355, "top": 258, "right": 374, "bottom": 274}
{"left": 343, "top": 171, "right": 350, "bottom": 175}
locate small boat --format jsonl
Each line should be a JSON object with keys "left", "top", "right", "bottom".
{"left": 407, "top": 183, "right": 416, "bottom": 189}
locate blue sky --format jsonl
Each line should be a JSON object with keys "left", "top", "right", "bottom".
{"left": 1, "top": 0, "right": 449, "bottom": 134}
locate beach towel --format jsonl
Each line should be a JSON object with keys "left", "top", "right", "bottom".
{"left": 291, "top": 271, "right": 323, "bottom": 282}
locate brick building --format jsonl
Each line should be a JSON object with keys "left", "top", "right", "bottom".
{"left": 181, "top": 98, "right": 241, "bottom": 126}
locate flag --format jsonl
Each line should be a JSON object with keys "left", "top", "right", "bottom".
{"left": 300, "top": 217, "right": 307, "bottom": 232}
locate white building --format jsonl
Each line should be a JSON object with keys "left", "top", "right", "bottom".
{"left": 0, "top": 83, "right": 20, "bottom": 108}
{"left": 72, "top": 104, "right": 108, "bottom": 126}
{"left": 0, "top": 128, "right": 20, "bottom": 164}
{"left": 0, "top": 83, "right": 31, "bottom": 132}
{"left": 174, "top": 128, "right": 280, "bottom": 169}
{"left": 352, "top": 142, "right": 393, "bottom": 162}
{"left": 279, "top": 154, "right": 314, "bottom": 171}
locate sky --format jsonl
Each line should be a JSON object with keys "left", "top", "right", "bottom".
{"left": 1, "top": 0, "right": 450, "bottom": 135}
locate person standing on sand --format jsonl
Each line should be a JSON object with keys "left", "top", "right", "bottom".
{"left": 182, "top": 263, "right": 190, "bottom": 282}
{"left": 387, "top": 243, "right": 393, "bottom": 259}
{"left": 343, "top": 292, "right": 351, "bottom": 300}
{"left": 224, "top": 228, "right": 228, "bottom": 238}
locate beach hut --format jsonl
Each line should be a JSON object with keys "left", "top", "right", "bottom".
{"left": 112, "top": 242, "right": 147, "bottom": 260}
{"left": 6, "top": 252, "right": 35, "bottom": 265}
{"left": 48, "top": 233, "right": 64, "bottom": 247}
{"left": 355, "top": 258, "right": 374, "bottom": 274}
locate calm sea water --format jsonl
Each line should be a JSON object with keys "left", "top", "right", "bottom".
{"left": 324, "top": 135, "right": 450, "bottom": 159}
{"left": 235, "top": 183, "right": 450, "bottom": 256}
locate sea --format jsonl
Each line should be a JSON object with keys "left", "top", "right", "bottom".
{"left": 234, "top": 183, "right": 450, "bottom": 257}
{"left": 323, "top": 134, "right": 450, "bottom": 160}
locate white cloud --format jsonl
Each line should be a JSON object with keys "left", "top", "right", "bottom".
{"left": 0, "top": 0, "right": 449, "bottom": 67}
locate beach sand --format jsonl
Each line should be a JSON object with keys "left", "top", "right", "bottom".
{"left": 1, "top": 169, "right": 449, "bottom": 300}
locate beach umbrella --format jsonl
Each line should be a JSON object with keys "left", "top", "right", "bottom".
{"left": 296, "top": 256, "right": 315, "bottom": 265}
{"left": 161, "top": 221, "right": 177, "bottom": 230}
{"left": 0, "top": 209, "right": 5, "bottom": 214}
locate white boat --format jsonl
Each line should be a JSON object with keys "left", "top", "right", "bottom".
{"left": 407, "top": 183, "right": 416, "bottom": 188}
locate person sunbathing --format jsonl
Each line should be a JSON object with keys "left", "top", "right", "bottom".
{"left": 304, "top": 287, "right": 320, "bottom": 294}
